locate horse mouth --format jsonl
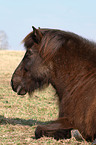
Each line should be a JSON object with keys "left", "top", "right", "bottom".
{"left": 16, "top": 85, "right": 27, "bottom": 95}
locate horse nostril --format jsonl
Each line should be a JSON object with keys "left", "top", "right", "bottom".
{"left": 11, "top": 79, "right": 15, "bottom": 91}
{"left": 11, "top": 78, "right": 13, "bottom": 88}
{"left": 24, "top": 68, "right": 28, "bottom": 72}
{"left": 11, "top": 78, "right": 17, "bottom": 92}
{"left": 24, "top": 66, "right": 29, "bottom": 72}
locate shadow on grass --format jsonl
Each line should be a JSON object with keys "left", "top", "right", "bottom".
{"left": 0, "top": 115, "right": 51, "bottom": 126}
{"left": 0, "top": 115, "right": 91, "bottom": 142}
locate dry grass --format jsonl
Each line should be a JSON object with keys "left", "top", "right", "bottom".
{"left": 0, "top": 50, "right": 91, "bottom": 145}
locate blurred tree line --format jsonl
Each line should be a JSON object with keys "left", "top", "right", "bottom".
{"left": 0, "top": 31, "right": 9, "bottom": 50}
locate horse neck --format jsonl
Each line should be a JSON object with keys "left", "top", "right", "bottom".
{"left": 50, "top": 52, "right": 96, "bottom": 102}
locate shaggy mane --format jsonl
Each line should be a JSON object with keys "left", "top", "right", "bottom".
{"left": 23, "top": 28, "right": 96, "bottom": 64}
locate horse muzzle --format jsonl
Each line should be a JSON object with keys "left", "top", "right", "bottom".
{"left": 11, "top": 78, "right": 27, "bottom": 95}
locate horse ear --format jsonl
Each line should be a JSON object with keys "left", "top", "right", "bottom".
{"left": 32, "top": 26, "right": 42, "bottom": 43}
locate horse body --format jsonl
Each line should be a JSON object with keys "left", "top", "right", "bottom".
{"left": 11, "top": 27, "right": 96, "bottom": 141}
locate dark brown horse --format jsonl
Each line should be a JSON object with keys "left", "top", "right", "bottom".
{"left": 11, "top": 26, "right": 96, "bottom": 142}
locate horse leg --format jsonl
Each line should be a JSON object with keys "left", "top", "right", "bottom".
{"left": 35, "top": 117, "right": 73, "bottom": 140}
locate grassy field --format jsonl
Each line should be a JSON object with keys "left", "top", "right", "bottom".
{"left": 0, "top": 50, "right": 91, "bottom": 145}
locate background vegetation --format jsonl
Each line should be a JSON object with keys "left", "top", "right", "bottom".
{"left": 0, "top": 31, "right": 9, "bottom": 50}
{"left": 0, "top": 51, "right": 91, "bottom": 144}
